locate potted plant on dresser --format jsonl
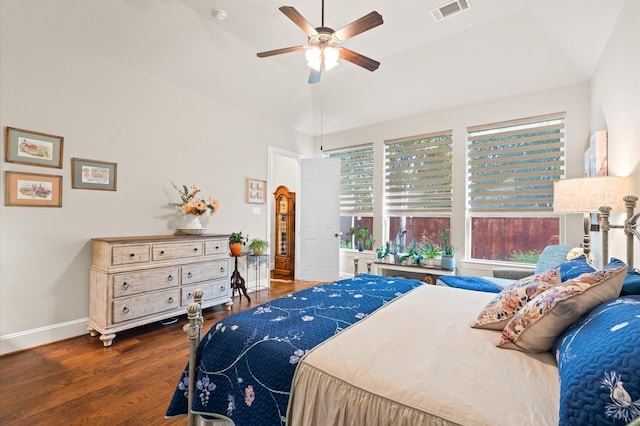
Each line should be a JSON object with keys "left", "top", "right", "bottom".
{"left": 229, "top": 232, "right": 248, "bottom": 256}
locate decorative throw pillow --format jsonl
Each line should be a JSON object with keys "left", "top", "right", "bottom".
{"left": 604, "top": 258, "right": 640, "bottom": 296}
{"left": 472, "top": 269, "right": 560, "bottom": 330}
{"left": 554, "top": 254, "right": 597, "bottom": 281}
{"left": 553, "top": 296, "right": 640, "bottom": 426}
{"left": 498, "top": 267, "right": 627, "bottom": 353}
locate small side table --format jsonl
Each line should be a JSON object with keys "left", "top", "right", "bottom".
{"left": 247, "top": 254, "right": 269, "bottom": 297}
{"left": 230, "top": 253, "right": 251, "bottom": 302}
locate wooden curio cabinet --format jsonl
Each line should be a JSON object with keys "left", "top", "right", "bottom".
{"left": 273, "top": 185, "right": 295, "bottom": 277}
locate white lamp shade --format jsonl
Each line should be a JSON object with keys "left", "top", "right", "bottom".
{"left": 553, "top": 176, "right": 629, "bottom": 213}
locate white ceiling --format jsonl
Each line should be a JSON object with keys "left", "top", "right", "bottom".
{"left": 181, "top": 0, "right": 625, "bottom": 136}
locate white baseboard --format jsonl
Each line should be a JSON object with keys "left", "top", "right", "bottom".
{"left": 0, "top": 317, "right": 88, "bottom": 356}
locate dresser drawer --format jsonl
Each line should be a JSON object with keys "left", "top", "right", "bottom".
{"left": 182, "top": 279, "right": 229, "bottom": 305}
{"left": 205, "top": 239, "right": 228, "bottom": 256}
{"left": 112, "top": 266, "right": 179, "bottom": 298}
{"left": 112, "top": 288, "right": 179, "bottom": 323}
{"left": 182, "top": 260, "right": 228, "bottom": 285}
{"left": 152, "top": 241, "right": 204, "bottom": 261}
{"left": 111, "top": 244, "right": 150, "bottom": 266}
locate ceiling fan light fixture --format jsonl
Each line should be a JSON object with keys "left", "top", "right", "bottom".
{"left": 305, "top": 47, "right": 322, "bottom": 71}
{"left": 323, "top": 46, "right": 339, "bottom": 70}
{"left": 305, "top": 46, "right": 339, "bottom": 72}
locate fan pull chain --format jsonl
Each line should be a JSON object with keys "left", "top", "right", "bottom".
{"left": 320, "top": 93, "right": 324, "bottom": 151}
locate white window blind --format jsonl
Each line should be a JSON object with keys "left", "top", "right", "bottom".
{"left": 324, "top": 144, "right": 374, "bottom": 215}
{"left": 467, "top": 112, "right": 565, "bottom": 212}
{"left": 384, "top": 131, "right": 453, "bottom": 215}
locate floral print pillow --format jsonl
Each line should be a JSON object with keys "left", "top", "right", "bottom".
{"left": 498, "top": 267, "right": 627, "bottom": 353}
{"left": 472, "top": 269, "right": 560, "bottom": 330}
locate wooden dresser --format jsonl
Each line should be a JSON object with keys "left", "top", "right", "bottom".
{"left": 88, "top": 234, "right": 232, "bottom": 346}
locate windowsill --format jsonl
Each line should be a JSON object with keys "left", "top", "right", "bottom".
{"left": 460, "top": 259, "right": 535, "bottom": 272}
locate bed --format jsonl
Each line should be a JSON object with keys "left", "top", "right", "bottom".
{"left": 167, "top": 198, "right": 640, "bottom": 426}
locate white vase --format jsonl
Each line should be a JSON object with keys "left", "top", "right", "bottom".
{"left": 184, "top": 214, "right": 203, "bottom": 229}
{"left": 179, "top": 213, "right": 209, "bottom": 234}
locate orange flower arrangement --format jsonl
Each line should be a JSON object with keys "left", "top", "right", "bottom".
{"left": 170, "top": 181, "right": 219, "bottom": 216}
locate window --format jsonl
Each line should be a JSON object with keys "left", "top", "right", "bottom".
{"left": 384, "top": 131, "right": 453, "bottom": 250}
{"left": 467, "top": 113, "right": 565, "bottom": 263}
{"left": 324, "top": 144, "right": 374, "bottom": 250}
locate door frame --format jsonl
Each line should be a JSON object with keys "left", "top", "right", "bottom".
{"left": 267, "top": 145, "right": 303, "bottom": 276}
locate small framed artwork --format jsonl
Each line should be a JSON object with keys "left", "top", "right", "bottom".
{"left": 5, "top": 171, "right": 62, "bottom": 207}
{"left": 4, "top": 127, "right": 64, "bottom": 168}
{"left": 71, "top": 158, "right": 117, "bottom": 191}
{"left": 246, "top": 178, "right": 266, "bottom": 204}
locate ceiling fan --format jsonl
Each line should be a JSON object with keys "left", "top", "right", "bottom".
{"left": 256, "top": 1, "right": 383, "bottom": 84}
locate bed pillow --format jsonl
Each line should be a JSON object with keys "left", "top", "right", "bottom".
{"left": 498, "top": 266, "right": 627, "bottom": 353}
{"left": 554, "top": 254, "right": 597, "bottom": 281}
{"left": 472, "top": 269, "right": 560, "bottom": 330}
{"left": 604, "top": 257, "right": 640, "bottom": 296}
{"left": 553, "top": 296, "right": 640, "bottom": 426}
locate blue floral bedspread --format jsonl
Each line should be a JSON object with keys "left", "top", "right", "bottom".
{"left": 165, "top": 274, "right": 423, "bottom": 425}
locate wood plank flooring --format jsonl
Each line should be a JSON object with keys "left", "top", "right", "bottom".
{"left": 0, "top": 280, "right": 321, "bottom": 426}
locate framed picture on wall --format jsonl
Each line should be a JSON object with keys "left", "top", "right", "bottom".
{"left": 4, "top": 127, "right": 64, "bottom": 168}
{"left": 5, "top": 171, "right": 62, "bottom": 207}
{"left": 71, "top": 158, "right": 117, "bottom": 191}
{"left": 246, "top": 178, "right": 266, "bottom": 204}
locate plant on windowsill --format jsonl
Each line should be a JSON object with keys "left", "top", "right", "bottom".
{"left": 421, "top": 244, "right": 440, "bottom": 267}
{"left": 439, "top": 226, "right": 457, "bottom": 270}
{"left": 349, "top": 226, "right": 373, "bottom": 252}
{"left": 249, "top": 238, "right": 269, "bottom": 256}
{"left": 229, "top": 232, "right": 248, "bottom": 256}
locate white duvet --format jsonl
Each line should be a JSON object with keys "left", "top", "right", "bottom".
{"left": 288, "top": 283, "right": 560, "bottom": 426}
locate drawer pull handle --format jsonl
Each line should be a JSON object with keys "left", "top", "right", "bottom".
{"left": 160, "top": 250, "right": 165, "bottom": 255}
{"left": 187, "top": 272, "right": 193, "bottom": 278}
{"left": 220, "top": 267, "right": 225, "bottom": 273}
{"left": 122, "top": 282, "right": 130, "bottom": 290}
{"left": 188, "top": 292, "right": 193, "bottom": 299}
{"left": 193, "top": 248, "right": 199, "bottom": 252}
{"left": 123, "top": 307, "right": 129, "bottom": 314}
{"left": 220, "top": 285, "right": 225, "bottom": 292}
{"left": 168, "top": 297, "right": 174, "bottom": 304}
{"left": 129, "top": 253, "right": 135, "bottom": 257}
{"left": 168, "top": 275, "right": 174, "bottom": 281}
{"left": 215, "top": 245, "right": 219, "bottom": 250}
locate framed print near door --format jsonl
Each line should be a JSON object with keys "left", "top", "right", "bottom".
{"left": 71, "top": 158, "right": 117, "bottom": 191}
{"left": 5, "top": 171, "right": 62, "bottom": 207}
{"left": 246, "top": 178, "right": 266, "bottom": 204}
{"left": 4, "top": 127, "right": 64, "bottom": 168}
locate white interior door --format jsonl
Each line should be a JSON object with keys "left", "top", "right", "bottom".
{"left": 296, "top": 158, "right": 340, "bottom": 282}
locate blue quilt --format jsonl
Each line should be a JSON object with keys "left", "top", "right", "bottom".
{"left": 553, "top": 296, "right": 640, "bottom": 425}
{"left": 165, "top": 274, "right": 423, "bottom": 425}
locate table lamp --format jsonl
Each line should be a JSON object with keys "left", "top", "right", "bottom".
{"left": 553, "top": 176, "right": 629, "bottom": 261}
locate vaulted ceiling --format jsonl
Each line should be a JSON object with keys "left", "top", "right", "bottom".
{"left": 178, "top": 0, "right": 625, "bottom": 135}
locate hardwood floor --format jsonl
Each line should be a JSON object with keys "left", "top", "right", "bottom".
{"left": 0, "top": 280, "right": 321, "bottom": 426}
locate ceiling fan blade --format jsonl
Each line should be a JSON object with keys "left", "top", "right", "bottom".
{"left": 339, "top": 48, "right": 380, "bottom": 72}
{"left": 279, "top": 6, "right": 318, "bottom": 36}
{"left": 308, "top": 68, "right": 322, "bottom": 84}
{"left": 257, "top": 45, "right": 305, "bottom": 58}
{"left": 333, "top": 11, "right": 383, "bottom": 41}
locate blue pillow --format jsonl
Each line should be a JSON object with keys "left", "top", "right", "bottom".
{"left": 604, "top": 258, "right": 640, "bottom": 296}
{"left": 553, "top": 296, "right": 640, "bottom": 426}
{"left": 553, "top": 255, "right": 597, "bottom": 281}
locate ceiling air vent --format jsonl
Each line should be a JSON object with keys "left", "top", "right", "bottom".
{"left": 431, "top": 0, "right": 471, "bottom": 21}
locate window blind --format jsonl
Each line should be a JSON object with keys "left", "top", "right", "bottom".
{"left": 324, "top": 144, "right": 374, "bottom": 215}
{"left": 467, "top": 112, "right": 565, "bottom": 212}
{"left": 384, "top": 131, "right": 453, "bottom": 215}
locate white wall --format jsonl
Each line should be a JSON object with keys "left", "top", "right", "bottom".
{"left": 0, "top": 1, "right": 313, "bottom": 354}
{"left": 321, "top": 83, "right": 591, "bottom": 277}
{"left": 590, "top": 0, "right": 640, "bottom": 268}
